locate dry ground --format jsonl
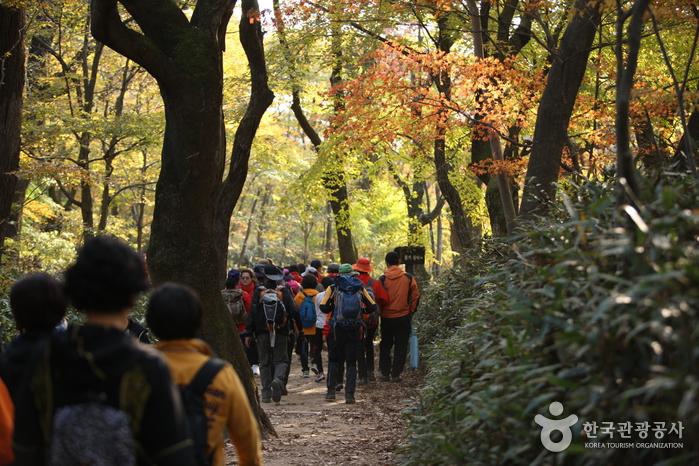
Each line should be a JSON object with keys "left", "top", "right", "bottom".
{"left": 224, "top": 347, "right": 423, "bottom": 465}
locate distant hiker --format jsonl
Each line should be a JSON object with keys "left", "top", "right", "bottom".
{"left": 236, "top": 268, "right": 260, "bottom": 376}
{"left": 245, "top": 264, "right": 302, "bottom": 403}
{"left": 0, "top": 273, "right": 67, "bottom": 401}
{"left": 353, "top": 258, "right": 389, "bottom": 384}
{"left": 284, "top": 268, "right": 301, "bottom": 296}
{"left": 319, "top": 264, "right": 377, "bottom": 404}
{"left": 295, "top": 263, "right": 307, "bottom": 283}
{"left": 224, "top": 269, "right": 256, "bottom": 375}
{"left": 378, "top": 251, "right": 420, "bottom": 383}
{"left": 288, "top": 264, "right": 303, "bottom": 283}
{"left": 147, "top": 283, "right": 262, "bottom": 466}
{"left": 325, "top": 263, "right": 340, "bottom": 278}
{"left": 294, "top": 274, "right": 320, "bottom": 378}
{"left": 310, "top": 259, "right": 324, "bottom": 279}
{"left": 13, "top": 236, "right": 196, "bottom": 465}
{"left": 311, "top": 277, "right": 334, "bottom": 382}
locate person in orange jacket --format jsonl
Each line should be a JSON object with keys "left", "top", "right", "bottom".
{"left": 147, "top": 283, "right": 262, "bottom": 466}
{"left": 377, "top": 251, "right": 420, "bottom": 383}
{"left": 0, "top": 378, "right": 14, "bottom": 466}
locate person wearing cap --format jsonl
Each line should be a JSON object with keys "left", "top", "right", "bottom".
{"left": 244, "top": 264, "right": 302, "bottom": 403}
{"left": 283, "top": 269, "right": 300, "bottom": 296}
{"left": 319, "top": 264, "right": 377, "bottom": 404}
{"left": 352, "top": 258, "right": 389, "bottom": 383}
{"left": 378, "top": 251, "right": 420, "bottom": 383}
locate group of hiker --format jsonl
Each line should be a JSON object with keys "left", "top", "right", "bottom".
{"left": 0, "top": 236, "right": 262, "bottom": 465}
{"left": 0, "top": 236, "right": 420, "bottom": 465}
{"left": 225, "top": 253, "right": 420, "bottom": 405}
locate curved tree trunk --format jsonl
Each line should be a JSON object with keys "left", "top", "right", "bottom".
{"left": 91, "top": 0, "right": 272, "bottom": 435}
{"left": 518, "top": 0, "right": 603, "bottom": 219}
{"left": 0, "top": 4, "right": 26, "bottom": 260}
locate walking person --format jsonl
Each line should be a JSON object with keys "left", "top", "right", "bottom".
{"left": 294, "top": 274, "right": 320, "bottom": 377}
{"left": 352, "top": 258, "right": 389, "bottom": 384}
{"left": 319, "top": 264, "right": 377, "bottom": 404}
{"left": 147, "top": 283, "right": 262, "bottom": 466}
{"left": 237, "top": 268, "right": 260, "bottom": 376}
{"left": 378, "top": 251, "right": 420, "bottom": 383}
{"left": 311, "top": 277, "right": 334, "bottom": 382}
{"left": 244, "top": 264, "right": 302, "bottom": 403}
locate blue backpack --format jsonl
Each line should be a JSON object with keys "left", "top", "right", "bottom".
{"left": 298, "top": 291, "right": 317, "bottom": 328}
{"left": 332, "top": 276, "right": 365, "bottom": 329}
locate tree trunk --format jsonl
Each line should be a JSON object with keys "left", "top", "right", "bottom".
{"left": 519, "top": 0, "right": 603, "bottom": 219}
{"left": 0, "top": 4, "right": 26, "bottom": 259}
{"left": 91, "top": 0, "right": 273, "bottom": 435}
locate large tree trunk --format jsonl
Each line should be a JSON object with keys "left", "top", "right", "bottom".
{"left": 0, "top": 4, "right": 26, "bottom": 260}
{"left": 91, "top": 0, "right": 273, "bottom": 435}
{"left": 518, "top": 0, "right": 603, "bottom": 219}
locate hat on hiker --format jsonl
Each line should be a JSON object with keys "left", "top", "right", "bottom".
{"left": 283, "top": 269, "right": 293, "bottom": 281}
{"left": 338, "top": 263, "right": 354, "bottom": 276}
{"left": 263, "top": 264, "right": 284, "bottom": 281}
{"left": 227, "top": 269, "right": 240, "bottom": 279}
{"left": 327, "top": 263, "right": 340, "bottom": 274}
{"left": 301, "top": 266, "right": 317, "bottom": 277}
{"left": 353, "top": 257, "right": 372, "bottom": 273}
{"left": 258, "top": 259, "right": 269, "bottom": 266}
{"left": 253, "top": 264, "right": 265, "bottom": 279}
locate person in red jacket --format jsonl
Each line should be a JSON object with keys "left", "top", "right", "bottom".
{"left": 352, "top": 258, "right": 389, "bottom": 383}
{"left": 378, "top": 251, "right": 420, "bottom": 383}
{"left": 236, "top": 269, "right": 259, "bottom": 376}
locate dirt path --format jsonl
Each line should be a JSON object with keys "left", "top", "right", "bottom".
{"left": 224, "top": 348, "right": 423, "bottom": 465}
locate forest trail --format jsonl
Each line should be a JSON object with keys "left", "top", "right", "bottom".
{"left": 225, "top": 346, "right": 423, "bottom": 465}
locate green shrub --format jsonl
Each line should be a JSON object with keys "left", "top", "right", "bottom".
{"left": 403, "top": 175, "right": 699, "bottom": 465}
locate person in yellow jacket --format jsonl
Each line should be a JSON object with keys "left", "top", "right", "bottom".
{"left": 294, "top": 275, "right": 321, "bottom": 377}
{"left": 147, "top": 283, "right": 262, "bottom": 466}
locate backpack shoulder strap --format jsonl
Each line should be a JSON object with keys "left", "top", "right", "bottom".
{"left": 379, "top": 275, "right": 387, "bottom": 289}
{"left": 187, "top": 358, "right": 227, "bottom": 396}
{"left": 404, "top": 273, "right": 414, "bottom": 305}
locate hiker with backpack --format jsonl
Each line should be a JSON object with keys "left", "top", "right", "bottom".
{"left": 319, "top": 264, "right": 378, "bottom": 404}
{"left": 245, "top": 264, "right": 302, "bottom": 403}
{"left": 12, "top": 236, "right": 196, "bottom": 465}
{"left": 352, "top": 258, "right": 390, "bottom": 384}
{"left": 311, "top": 276, "right": 334, "bottom": 382}
{"left": 223, "top": 269, "right": 257, "bottom": 376}
{"left": 236, "top": 268, "right": 261, "bottom": 376}
{"left": 378, "top": 251, "right": 421, "bottom": 383}
{"left": 147, "top": 283, "right": 262, "bottom": 466}
{"left": 293, "top": 274, "right": 321, "bottom": 378}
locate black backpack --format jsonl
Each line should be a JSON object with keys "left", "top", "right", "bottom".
{"left": 180, "top": 358, "right": 227, "bottom": 466}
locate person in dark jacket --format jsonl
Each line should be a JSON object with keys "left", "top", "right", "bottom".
{"left": 244, "top": 264, "right": 302, "bottom": 403}
{"left": 12, "top": 236, "right": 195, "bottom": 465}
{"left": 0, "top": 274, "right": 67, "bottom": 401}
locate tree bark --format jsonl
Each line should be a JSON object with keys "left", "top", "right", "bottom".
{"left": 519, "top": 0, "right": 603, "bottom": 219}
{"left": 0, "top": 4, "right": 26, "bottom": 259}
{"left": 91, "top": 0, "right": 273, "bottom": 435}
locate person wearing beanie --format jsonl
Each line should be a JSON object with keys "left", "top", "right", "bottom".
{"left": 377, "top": 251, "right": 420, "bottom": 383}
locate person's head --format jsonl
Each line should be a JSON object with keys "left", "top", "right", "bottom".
{"left": 253, "top": 264, "right": 265, "bottom": 281}
{"left": 321, "top": 276, "right": 334, "bottom": 289}
{"left": 338, "top": 263, "right": 354, "bottom": 276}
{"left": 258, "top": 259, "right": 269, "bottom": 266}
{"left": 301, "top": 274, "right": 318, "bottom": 290}
{"left": 327, "top": 263, "right": 340, "bottom": 274}
{"left": 10, "top": 273, "right": 67, "bottom": 332}
{"left": 263, "top": 264, "right": 284, "bottom": 282}
{"left": 301, "top": 266, "right": 317, "bottom": 277}
{"left": 310, "top": 259, "right": 322, "bottom": 270}
{"left": 146, "top": 283, "right": 201, "bottom": 340}
{"left": 64, "top": 236, "right": 149, "bottom": 314}
{"left": 385, "top": 251, "right": 400, "bottom": 266}
{"left": 353, "top": 257, "right": 372, "bottom": 274}
{"left": 297, "top": 263, "right": 307, "bottom": 274}
{"left": 288, "top": 264, "right": 299, "bottom": 274}
{"left": 225, "top": 269, "right": 240, "bottom": 289}
{"left": 239, "top": 268, "right": 255, "bottom": 286}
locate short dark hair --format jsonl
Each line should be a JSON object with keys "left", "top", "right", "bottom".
{"left": 224, "top": 276, "right": 238, "bottom": 289}
{"left": 146, "top": 283, "right": 202, "bottom": 340}
{"left": 10, "top": 274, "right": 67, "bottom": 331}
{"left": 287, "top": 264, "right": 299, "bottom": 273}
{"left": 301, "top": 274, "right": 318, "bottom": 290}
{"left": 64, "top": 236, "right": 149, "bottom": 313}
{"left": 385, "top": 251, "right": 400, "bottom": 266}
{"left": 297, "top": 263, "right": 307, "bottom": 274}
{"left": 321, "top": 277, "right": 334, "bottom": 289}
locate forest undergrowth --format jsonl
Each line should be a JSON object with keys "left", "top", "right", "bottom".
{"left": 404, "top": 173, "right": 699, "bottom": 465}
